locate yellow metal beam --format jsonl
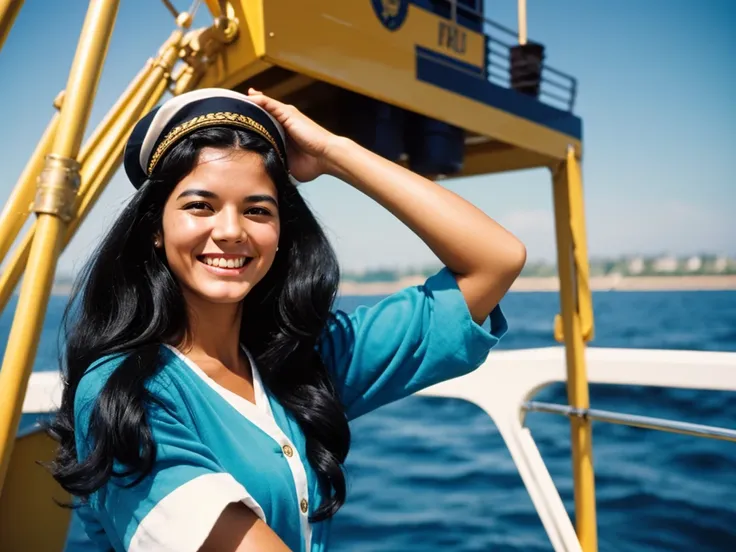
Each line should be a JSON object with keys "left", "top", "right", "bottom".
{"left": 566, "top": 147, "right": 594, "bottom": 340}
{"left": 460, "top": 142, "right": 553, "bottom": 177}
{"left": 203, "top": 0, "right": 226, "bottom": 18}
{"left": 554, "top": 146, "right": 593, "bottom": 341}
{"left": 552, "top": 156, "right": 598, "bottom": 552}
{"left": 0, "top": 53, "right": 153, "bottom": 272}
{"left": 195, "top": 0, "right": 271, "bottom": 89}
{"left": 69, "top": 35, "right": 182, "bottom": 238}
{"left": 0, "top": 0, "right": 120, "bottom": 496}
{"left": 0, "top": 230, "right": 31, "bottom": 312}
{"left": 0, "top": 99, "right": 60, "bottom": 265}
{"left": 0, "top": 0, "right": 22, "bottom": 53}
{"left": 0, "top": 31, "right": 182, "bottom": 314}
{"left": 78, "top": 60, "right": 152, "bottom": 166}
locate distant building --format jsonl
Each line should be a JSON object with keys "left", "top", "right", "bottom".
{"left": 685, "top": 256, "right": 702, "bottom": 272}
{"left": 714, "top": 256, "right": 728, "bottom": 273}
{"left": 652, "top": 255, "right": 678, "bottom": 273}
{"left": 627, "top": 257, "right": 645, "bottom": 275}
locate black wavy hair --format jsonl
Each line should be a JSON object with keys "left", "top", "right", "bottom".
{"left": 48, "top": 127, "right": 351, "bottom": 522}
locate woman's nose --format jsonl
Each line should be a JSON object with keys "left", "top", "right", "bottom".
{"left": 211, "top": 209, "right": 246, "bottom": 243}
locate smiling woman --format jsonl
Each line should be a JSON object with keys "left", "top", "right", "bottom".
{"left": 47, "top": 88, "right": 524, "bottom": 552}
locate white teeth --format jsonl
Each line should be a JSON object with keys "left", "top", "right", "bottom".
{"left": 203, "top": 257, "right": 247, "bottom": 268}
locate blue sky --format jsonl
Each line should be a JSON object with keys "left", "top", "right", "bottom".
{"left": 1, "top": 0, "right": 734, "bottom": 275}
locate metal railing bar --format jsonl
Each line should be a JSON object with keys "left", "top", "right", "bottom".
{"left": 540, "top": 77, "right": 573, "bottom": 93}
{"left": 487, "top": 71, "right": 510, "bottom": 84}
{"left": 487, "top": 44, "right": 577, "bottom": 86}
{"left": 486, "top": 36, "right": 513, "bottom": 49}
{"left": 539, "top": 89, "right": 573, "bottom": 106}
{"left": 441, "top": 0, "right": 519, "bottom": 39}
{"left": 543, "top": 65, "right": 575, "bottom": 80}
{"left": 523, "top": 401, "right": 736, "bottom": 443}
{"left": 488, "top": 50, "right": 511, "bottom": 64}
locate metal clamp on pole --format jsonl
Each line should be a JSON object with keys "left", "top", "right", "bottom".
{"left": 32, "top": 154, "right": 81, "bottom": 222}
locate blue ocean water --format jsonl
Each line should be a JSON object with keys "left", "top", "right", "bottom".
{"left": 3, "top": 289, "right": 736, "bottom": 551}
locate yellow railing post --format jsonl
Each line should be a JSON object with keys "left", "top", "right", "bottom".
{"left": 0, "top": 0, "right": 120, "bottom": 496}
{"left": 0, "top": 0, "right": 23, "bottom": 53}
{"left": 552, "top": 148, "right": 598, "bottom": 552}
{"left": 554, "top": 146, "right": 594, "bottom": 342}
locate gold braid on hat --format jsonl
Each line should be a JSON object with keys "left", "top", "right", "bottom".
{"left": 147, "top": 111, "right": 285, "bottom": 175}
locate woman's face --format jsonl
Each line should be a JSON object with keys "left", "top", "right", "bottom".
{"left": 160, "top": 147, "right": 280, "bottom": 305}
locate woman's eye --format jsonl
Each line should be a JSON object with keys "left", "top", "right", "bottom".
{"left": 184, "top": 201, "right": 212, "bottom": 212}
{"left": 245, "top": 206, "right": 272, "bottom": 216}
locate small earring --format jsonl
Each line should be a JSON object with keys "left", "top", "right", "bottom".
{"left": 154, "top": 238, "right": 162, "bottom": 248}
{"left": 276, "top": 247, "right": 279, "bottom": 252}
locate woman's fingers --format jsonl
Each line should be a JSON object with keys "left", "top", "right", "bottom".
{"left": 247, "top": 89, "right": 293, "bottom": 123}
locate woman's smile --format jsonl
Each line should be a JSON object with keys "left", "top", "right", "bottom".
{"left": 197, "top": 253, "right": 255, "bottom": 274}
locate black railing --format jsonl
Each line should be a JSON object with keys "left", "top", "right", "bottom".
{"left": 439, "top": 0, "right": 578, "bottom": 112}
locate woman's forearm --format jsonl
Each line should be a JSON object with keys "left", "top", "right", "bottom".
{"left": 323, "top": 136, "right": 526, "bottom": 323}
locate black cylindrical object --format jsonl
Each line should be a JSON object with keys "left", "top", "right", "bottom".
{"left": 343, "top": 94, "right": 405, "bottom": 163}
{"left": 510, "top": 42, "right": 545, "bottom": 97}
{"left": 405, "top": 113, "right": 464, "bottom": 176}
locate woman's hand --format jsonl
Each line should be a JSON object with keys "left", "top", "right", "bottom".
{"left": 246, "top": 89, "right": 338, "bottom": 183}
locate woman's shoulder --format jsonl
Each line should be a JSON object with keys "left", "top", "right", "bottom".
{"left": 74, "top": 345, "right": 179, "bottom": 418}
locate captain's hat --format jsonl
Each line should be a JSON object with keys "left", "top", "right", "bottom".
{"left": 124, "top": 88, "right": 289, "bottom": 189}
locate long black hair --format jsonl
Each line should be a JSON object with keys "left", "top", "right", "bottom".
{"left": 48, "top": 127, "right": 351, "bottom": 521}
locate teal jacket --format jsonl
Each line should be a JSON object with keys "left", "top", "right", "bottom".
{"left": 74, "top": 267, "right": 508, "bottom": 551}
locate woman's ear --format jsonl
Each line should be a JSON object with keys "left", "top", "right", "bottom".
{"left": 153, "top": 232, "right": 163, "bottom": 248}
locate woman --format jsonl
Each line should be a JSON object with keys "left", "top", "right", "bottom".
{"left": 50, "top": 88, "right": 525, "bottom": 552}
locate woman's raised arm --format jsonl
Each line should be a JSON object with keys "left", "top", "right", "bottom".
{"left": 246, "top": 91, "right": 526, "bottom": 323}
{"left": 323, "top": 136, "right": 526, "bottom": 323}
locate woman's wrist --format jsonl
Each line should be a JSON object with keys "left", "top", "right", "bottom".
{"left": 320, "top": 135, "right": 359, "bottom": 181}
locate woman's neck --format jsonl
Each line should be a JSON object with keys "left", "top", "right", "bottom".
{"left": 178, "top": 290, "right": 244, "bottom": 369}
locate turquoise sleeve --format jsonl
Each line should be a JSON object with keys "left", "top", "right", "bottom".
{"left": 318, "top": 267, "right": 508, "bottom": 420}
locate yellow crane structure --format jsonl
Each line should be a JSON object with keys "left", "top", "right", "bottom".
{"left": 0, "top": 1, "right": 596, "bottom": 550}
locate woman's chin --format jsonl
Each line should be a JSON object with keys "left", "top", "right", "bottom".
{"left": 188, "top": 282, "right": 254, "bottom": 305}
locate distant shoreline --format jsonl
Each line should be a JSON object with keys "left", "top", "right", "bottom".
{"left": 47, "top": 274, "right": 736, "bottom": 297}
{"left": 338, "top": 275, "right": 736, "bottom": 296}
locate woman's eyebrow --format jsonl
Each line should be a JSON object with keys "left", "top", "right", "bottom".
{"left": 245, "top": 194, "right": 278, "bottom": 207}
{"left": 176, "top": 189, "right": 217, "bottom": 200}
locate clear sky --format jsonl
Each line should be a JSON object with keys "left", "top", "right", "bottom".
{"left": 1, "top": 0, "right": 734, "bottom": 275}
